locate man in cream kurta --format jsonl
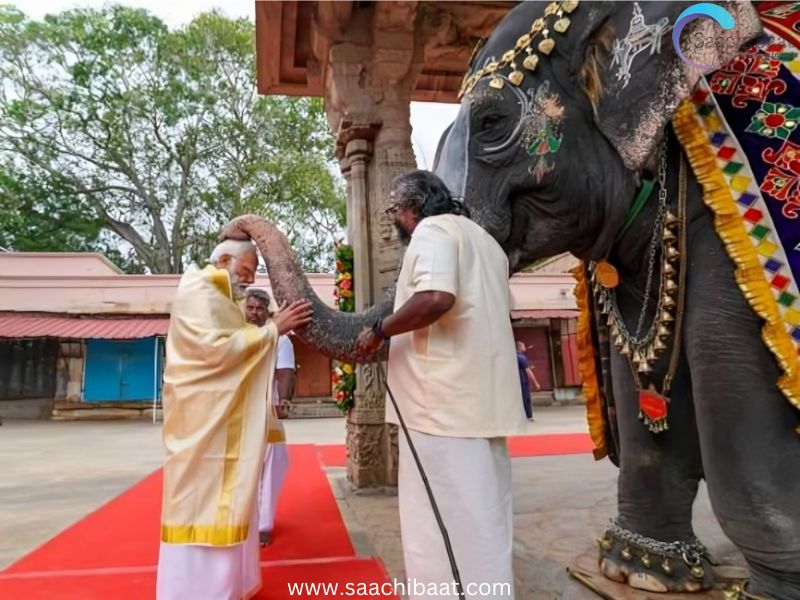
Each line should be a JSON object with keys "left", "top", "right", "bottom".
{"left": 356, "top": 171, "right": 527, "bottom": 600}
{"left": 157, "top": 240, "right": 312, "bottom": 600}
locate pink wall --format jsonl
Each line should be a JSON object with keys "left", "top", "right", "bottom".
{"left": 0, "top": 253, "right": 577, "bottom": 315}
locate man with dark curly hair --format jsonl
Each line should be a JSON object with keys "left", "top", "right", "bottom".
{"left": 356, "top": 170, "right": 526, "bottom": 599}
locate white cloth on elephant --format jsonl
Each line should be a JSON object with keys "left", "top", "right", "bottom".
{"left": 398, "top": 430, "right": 515, "bottom": 600}
{"left": 258, "top": 334, "right": 294, "bottom": 534}
{"left": 156, "top": 501, "right": 261, "bottom": 600}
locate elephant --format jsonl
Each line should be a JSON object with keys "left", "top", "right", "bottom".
{"left": 431, "top": 0, "right": 800, "bottom": 597}
{"left": 222, "top": 1, "right": 800, "bottom": 597}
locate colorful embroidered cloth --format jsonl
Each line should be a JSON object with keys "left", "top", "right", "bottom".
{"left": 577, "top": 4, "right": 800, "bottom": 460}
{"left": 677, "top": 2, "right": 800, "bottom": 412}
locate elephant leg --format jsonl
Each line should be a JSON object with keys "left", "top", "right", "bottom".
{"left": 684, "top": 221, "right": 800, "bottom": 599}
{"left": 599, "top": 349, "right": 709, "bottom": 592}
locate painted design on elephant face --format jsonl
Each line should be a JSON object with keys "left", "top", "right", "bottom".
{"left": 610, "top": 2, "right": 671, "bottom": 89}
{"left": 520, "top": 81, "right": 564, "bottom": 182}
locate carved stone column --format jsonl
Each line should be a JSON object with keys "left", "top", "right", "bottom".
{"left": 319, "top": 2, "right": 425, "bottom": 488}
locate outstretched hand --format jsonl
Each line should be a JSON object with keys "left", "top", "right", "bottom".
{"left": 272, "top": 300, "right": 313, "bottom": 335}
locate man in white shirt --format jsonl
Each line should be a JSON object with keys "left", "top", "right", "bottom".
{"left": 245, "top": 288, "right": 295, "bottom": 546}
{"left": 356, "top": 170, "right": 527, "bottom": 600}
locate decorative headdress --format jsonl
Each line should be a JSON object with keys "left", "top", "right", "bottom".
{"left": 458, "top": 0, "right": 579, "bottom": 99}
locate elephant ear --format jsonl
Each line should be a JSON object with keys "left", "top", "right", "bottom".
{"left": 576, "top": 1, "right": 762, "bottom": 172}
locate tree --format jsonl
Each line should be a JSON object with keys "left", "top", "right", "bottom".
{"left": 0, "top": 6, "right": 345, "bottom": 273}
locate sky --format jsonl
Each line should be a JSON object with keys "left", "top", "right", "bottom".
{"left": 17, "top": 0, "right": 461, "bottom": 169}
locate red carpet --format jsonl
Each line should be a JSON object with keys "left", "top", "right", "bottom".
{"left": 507, "top": 433, "right": 594, "bottom": 458}
{"left": 318, "top": 432, "right": 593, "bottom": 467}
{"left": 0, "top": 445, "right": 392, "bottom": 599}
{"left": 0, "top": 558, "right": 396, "bottom": 599}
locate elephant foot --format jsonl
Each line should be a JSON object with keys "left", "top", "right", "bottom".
{"left": 596, "top": 519, "right": 714, "bottom": 593}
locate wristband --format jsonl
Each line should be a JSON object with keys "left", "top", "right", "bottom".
{"left": 371, "top": 318, "right": 390, "bottom": 341}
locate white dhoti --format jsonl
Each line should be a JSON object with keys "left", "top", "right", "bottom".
{"left": 398, "top": 430, "right": 515, "bottom": 600}
{"left": 156, "top": 502, "right": 261, "bottom": 600}
{"left": 258, "top": 441, "right": 289, "bottom": 534}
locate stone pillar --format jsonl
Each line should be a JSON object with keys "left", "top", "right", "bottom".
{"left": 321, "top": 2, "right": 425, "bottom": 488}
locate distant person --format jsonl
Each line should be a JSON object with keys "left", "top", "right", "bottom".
{"left": 516, "top": 341, "right": 540, "bottom": 421}
{"left": 156, "top": 239, "right": 312, "bottom": 600}
{"left": 245, "top": 288, "right": 296, "bottom": 546}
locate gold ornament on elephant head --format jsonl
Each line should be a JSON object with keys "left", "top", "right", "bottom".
{"left": 458, "top": 1, "right": 579, "bottom": 99}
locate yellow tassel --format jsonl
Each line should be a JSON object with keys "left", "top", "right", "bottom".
{"left": 672, "top": 99, "right": 800, "bottom": 418}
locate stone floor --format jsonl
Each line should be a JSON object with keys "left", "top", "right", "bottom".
{"left": 332, "top": 455, "right": 744, "bottom": 599}
{"left": 0, "top": 407, "right": 745, "bottom": 599}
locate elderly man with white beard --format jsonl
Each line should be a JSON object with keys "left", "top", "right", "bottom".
{"left": 156, "top": 239, "right": 312, "bottom": 600}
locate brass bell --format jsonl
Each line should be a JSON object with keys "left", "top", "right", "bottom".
{"left": 638, "top": 360, "right": 653, "bottom": 374}
{"left": 538, "top": 37, "right": 555, "bottom": 55}
{"left": 690, "top": 565, "right": 705, "bottom": 579}
{"left": 646, "top": 346, "right": 657, "bottom": 361}
{"left": 663, "top": 295, "right": 676, "bottom": 309}
{"left": 562, "top": 0, "right": 579, "bottom": 13}
{"left": 666, "top": 246, "right": 680, "bottom": 262}
{"left": 554, "top": 17, "right": 570, "bottom": 34}
{"left": 641, "top": 553, "right": 652, "bottom": 568}
{"left": 620, "top": 341, "right": 630, "bottom": 356}
{"left": 663, "top": 228, "right": 677, "bottom": 242}
{"left": 660, "top": 310, "right": 675, "bottom": 323}
{"left": 661, "top": 559, "right": 672, "bottom": 575}
{"left": 614, "top": 337, "right": 624, "bottom": 351}
{"left": 597, "top": 536, "right": 613, "bottom": 550}
{"left": 665, "top": 211, "right": 679, "bottom": 226}
{"left": 665, "top": 278, "right": 678, "bottom": 292}
{"left": 523, "top": 52, "right": 539, "bottom": 71}
{"left": 663, "top": 262, "right": 676, "bottom": 277}
{"left": 654, "top": 337, "right": 667, "bottom": 351}
{"left": 621, "top": 547, "right": 633, "bottom": 561}
{"left": 657, "top": 324, "right": 671, "bottom": 339}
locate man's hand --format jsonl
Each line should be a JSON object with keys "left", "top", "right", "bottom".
{"left": 272, "top": 300, "right": 313, "bottom": 335}
{"left": 355, "top": 326, "right": 384, "bottom": 358}
{"left": 218, "top": 215, "right": 252, "bottom": 242}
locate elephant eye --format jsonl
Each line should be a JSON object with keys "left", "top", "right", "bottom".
{"left": 475, "top": 112, "right": 511, "bottom": 144}
{"left": 480, "top": 114, "right": 505, "bottom": 130}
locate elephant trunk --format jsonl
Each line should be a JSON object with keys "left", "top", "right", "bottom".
{"left": 239, "top": 215, "right": 392, "bottom": 363}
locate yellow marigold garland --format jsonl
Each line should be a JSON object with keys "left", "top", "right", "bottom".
{"left": 672, "top": 99, "right": 800, "bottom": 421}
{"left": 571, "top": 262, "right": 608, "bottom": 459}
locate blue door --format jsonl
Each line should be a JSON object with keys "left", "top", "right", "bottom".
{"left": 84, "top": 338, "right": 158, "bottom": 402}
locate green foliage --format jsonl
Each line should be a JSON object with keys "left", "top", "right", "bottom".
{"left": 0, "top": 5, "right": 344, "bottom": 273}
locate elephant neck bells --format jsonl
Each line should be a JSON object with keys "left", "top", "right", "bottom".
{"left": 458, "top": 1, "right": 579, "bottom": 99}
{"left": 591, "top": 143, "right": 689, "bottom": 435}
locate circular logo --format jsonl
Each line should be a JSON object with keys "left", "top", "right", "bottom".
{"left": 672, "top": 2, "right": 737, "bottom": 69}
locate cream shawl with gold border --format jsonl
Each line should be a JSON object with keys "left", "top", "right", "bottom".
{"left": 160, "top": 264, "right": 277, "bottom": 546}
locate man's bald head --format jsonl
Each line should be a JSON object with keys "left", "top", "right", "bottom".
{"left": 210, "top": 240, "right": 259, "bottom": 299}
